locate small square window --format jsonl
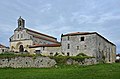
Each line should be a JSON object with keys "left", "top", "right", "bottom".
{"left": 81, "top": 37, "right": 84, "bottom": 41}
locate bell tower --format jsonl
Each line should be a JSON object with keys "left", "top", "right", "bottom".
{"left": 18, "top": 16, "right": 25, "bottom": 29}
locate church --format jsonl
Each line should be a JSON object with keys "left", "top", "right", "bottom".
{"left": 10, "top": 17, "right": 116, "bottom": 63}
{"left": 10, "top": 16, "right": 61, "bottom": 55}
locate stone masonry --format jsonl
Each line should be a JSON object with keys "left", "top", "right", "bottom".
{"left": 0, "top": 57, "right": 56, "bottom": 68}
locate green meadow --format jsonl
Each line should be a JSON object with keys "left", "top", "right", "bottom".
{"left": 0, "top": 63, "right": 120, "bottom": 79}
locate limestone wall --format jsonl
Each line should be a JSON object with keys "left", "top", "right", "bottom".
{"left": 30, "top": 46, "right": 61, "bottom": 56}
{"left": 0, "top": 57, "right": 56, "bottom": 68}
{"left": 10, "top": 40, "right": 33, "bottom": 52}
{"left": 66, "top": 58, "right": 97, "bottom": 65}
{"left": 96, "top": 34, "right": 116, "bottom": 63}
{"left": 61, "top": 34, "right": 96, "bottom": 56}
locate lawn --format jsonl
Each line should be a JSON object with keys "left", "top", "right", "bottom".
{"left": 0, "top": 63, "right": 120, "bottom": 79}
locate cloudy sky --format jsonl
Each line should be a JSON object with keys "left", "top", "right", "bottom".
{"left": 0, "top": 0, "right": 120, "bottom": 53}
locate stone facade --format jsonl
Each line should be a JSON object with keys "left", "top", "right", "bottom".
{"left": 9, "top": 17, "right": 116, "bottom": 63}
{"left": 29, "top": 44, "right": 61, "bottom": 56}
{"left": 66, "top": 58, "right": 97, "bottom": 65}
{"left": 10, "top": 17, "right": 60, "bottom": 54}
{"left": 61, "top": 32, "right": 116, "bottom": 63}
{"left": 0, "top": 57, "right": 56, "bottom": 68}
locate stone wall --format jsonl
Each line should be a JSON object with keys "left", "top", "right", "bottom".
{"left": 66, "top": 58, "right": 97, "bottom": 65}
{"left": 61, "top": 34, "right": 97, "bottom": 56}
{"left": 0, "top": 57, "right": 56, "bottom": 68}
{"left": 30, "top": 46, "right": 61, "bottom": 56}
{"left": 61, "top": 33, "right": 116, "bottom": 63}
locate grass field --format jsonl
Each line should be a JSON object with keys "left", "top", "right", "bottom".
{"left": 0, "top": 63, "right": 120, "bottom": 79}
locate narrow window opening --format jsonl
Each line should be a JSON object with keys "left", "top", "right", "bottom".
{"left": 18, "top": 34, "right": 19, "bottom": 38}
{"left": 68, "top": 36, "right": 69, "bottom": 40}
{"left": 21, "top": 34, "right": 23, "bottom": 38}
{"left": 68, "top": 44, "right": 70, "bottom": 49}
{"left": 77, "top": 46, "right": 79, "bottom": 50}
{"left": 67, "top": 52, "right": 70, "bottom": 56}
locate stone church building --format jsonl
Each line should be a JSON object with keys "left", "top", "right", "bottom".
{"left": 10, "top": 17, "right": 60, "bottom": 55}
{"left": 10, "top": 17, "right": 116, "bottom": 63}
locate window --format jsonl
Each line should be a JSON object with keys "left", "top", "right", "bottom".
{"left": 2, "top": 49, "right": 4, "bottom": 52}
{"left": 84, "top": 45, "right": 87, "bottom": 49}
{"left": 50, "top": 52, "right": 53, "bottom": 56}
{"left": 67, "top": 52, "right": 70, "bottom": 56}
{"left": 21, "top": 34, "right": 23, "bottom": 38}
{"left": 18, "top": 34, "right": 19, "bottom": 38}
{"left": 35, "top": 50, "right": 41, "bottom": 54}
{"left": 77, "top": 46, "right": 79, "bottom": 50}
{"left": 68, "top": 44, "right": 70, "bottom": 49}
{"left": 44, "top": 42, "right": 46, "bottom": 44}
{"left": 68, "top": 36, "right": 69, "bottom": 40}
{"left": 39, "top": 41, "right": 42, "bottom": 44}
{"left": 30, "top": 36, "right": 32, "bottom": 39}
{"left": 81, "top": 37, "right": 84, "bottom": 41}
{"left": 43, "top": 47, "right": 45, "bottom": 50}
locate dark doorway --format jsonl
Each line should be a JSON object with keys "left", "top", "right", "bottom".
{"left": 19, "top": 45, "right": 24, "bottom": 52}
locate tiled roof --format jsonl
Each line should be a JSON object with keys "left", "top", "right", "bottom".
{"left": 26, "top": 28, "right": 56, "bottom": 39}
{"left": 29, "top": 44, "right": 61, "bottom": 48}
{"left": 27, "top": 32, "right": 59, "bottom": 43}
{"left": 0, "top": 44, "right": 6, "bottom": 48}
{"left": 62, "top": 32, "right": 95, "bottom": 36}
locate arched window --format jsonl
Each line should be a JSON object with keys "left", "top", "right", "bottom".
{"left": 19, "top": 45, "right": 24, "bottom": 52}
{"left": 18, "top": 34, "right": 19, "bottom": 38}
{"left": 21, "top": 34, "right": 23, "bottom": 38}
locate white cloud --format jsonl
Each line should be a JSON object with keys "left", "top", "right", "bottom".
{"left": 71, "top": 12, "right": 120, "bottom": 24}
{"left": 40, "top": 3, "right": 52, "bottom": 13}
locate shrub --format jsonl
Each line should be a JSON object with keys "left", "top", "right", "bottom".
{"left": 76, "top": 53, "right": 87, "bottom": 57}
{"left": 50, "top": 55, "right": 93, "bottom": 65}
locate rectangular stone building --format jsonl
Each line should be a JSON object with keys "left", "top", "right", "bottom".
{"left": 61, "top": 32, "right": 116, "bottom": 63}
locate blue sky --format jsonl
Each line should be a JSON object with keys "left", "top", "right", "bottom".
{"left": 0, "top": 0, "right": 120, "bottom": 53}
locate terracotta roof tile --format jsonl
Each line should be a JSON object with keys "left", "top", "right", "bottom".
{"left": 0, "top": 44, "right": 6, "bottom": 48}
{"left": 26, "top": 28, "right": 56, "bottom": 39}
{"left": 62, "top": 32, "right": 95, "bottom": 36}
{"left": 29, "top": 44, "right": 61, "bottom": 48}
{"left": 27, "top": 32, "right": 59, "bottom": 43}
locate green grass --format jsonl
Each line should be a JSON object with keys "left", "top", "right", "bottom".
{"left": 0, "top": 63, "right": 120, "bottom": 79}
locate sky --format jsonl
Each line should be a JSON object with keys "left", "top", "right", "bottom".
{"left": 0, "top": 0, "right": 120, "bottom": 53}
